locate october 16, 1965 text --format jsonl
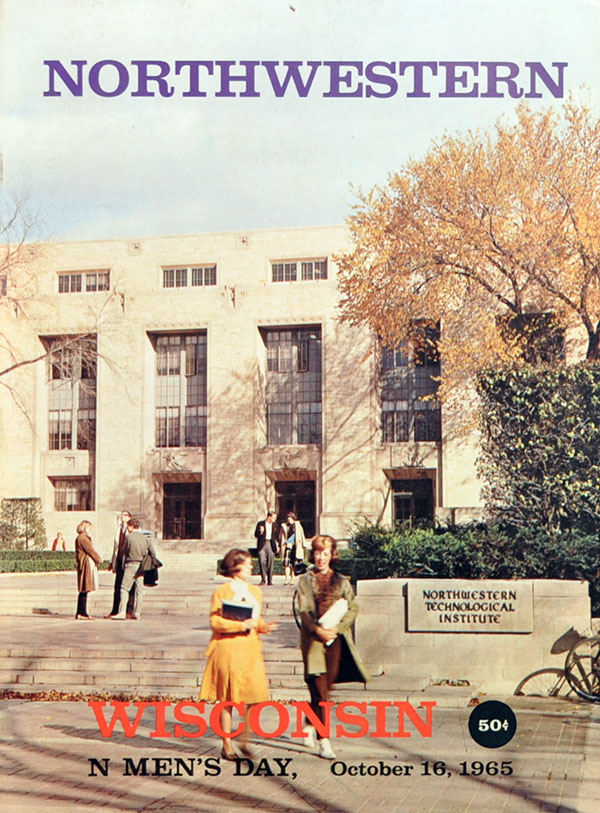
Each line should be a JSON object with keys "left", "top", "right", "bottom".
{"left": 87, "top": 756, "right": 514, "bottom": 779}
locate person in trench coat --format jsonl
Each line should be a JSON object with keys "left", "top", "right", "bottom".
{"left": 296, "top": 534, "right": 369, "bottom": 759}
{"left": 75, "top": 520, "right": 103, "bottom": 620}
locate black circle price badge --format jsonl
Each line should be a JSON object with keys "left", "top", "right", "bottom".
{"left": 468, "top": 701, "right": 517, "bottom": 748}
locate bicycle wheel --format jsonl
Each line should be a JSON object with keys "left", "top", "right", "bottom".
{"left": 292, "top": 589, "right": 301, "bottom": 629}
{"left": 514, "top": 668, "right": 569, "bottom": 698}
{"left": 564, "top": 637, "right": 600, "bottom": 702}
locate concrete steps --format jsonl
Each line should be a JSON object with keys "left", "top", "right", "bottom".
{"left": 0, "top": 579, "right": 295, "bottom": 617}
{"left": 0, "top": 643, "right": 306, "bottom": 697}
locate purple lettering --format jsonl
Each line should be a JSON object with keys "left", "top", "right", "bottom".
{"left": 43, "top": 60, "right": 87, "bottom": 97}
{"left": 262, "top": 61, "right": 321, "bottom": 98}
{"left": 524, "top": 61, "right": 567, "bottom": 98}
{"left": 174, "top": 61, "right": 214, "bottom": 97}
{"left": 398, "top": 62, "right": 438, "bottom": 98}
{"left": 439, "top": 61, "right": 479, "bottom": 98}
{"left": 88, "top": 60, "right": 129, "bottom": 97}
{"left": 365, "top": 62, "right": 398, "bottom": 98}
{"left": 215, "top": 61, "right": 260, "bottom": 97}
{"left": 131, "top": 60, "right": 174, "bottom": 97}
{"left": 323, "top": 61, "right": 363, "bottom": 98}
{"left": 480, "top": 61, "right": 523, "bottom": 99}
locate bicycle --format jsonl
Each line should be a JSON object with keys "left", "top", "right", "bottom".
{"left": 564, "top": 635, "right": 600, "bottom": 702}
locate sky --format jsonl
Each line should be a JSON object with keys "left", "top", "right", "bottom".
{"left": 1, "top": 0, "right": 599, "bottom": 242}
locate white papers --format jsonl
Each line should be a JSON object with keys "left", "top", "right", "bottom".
{"left": 318, "top": 598, "right": 348, "bottom": 645}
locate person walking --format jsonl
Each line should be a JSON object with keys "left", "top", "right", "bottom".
{"left": 253, "top": 510, "right": 278, "bottom": 585}
{"left": 296, "top": 535, "right": 369, "bottom": 759}
{"left": 111, "top": 519, "right": 157, "bottom": 620}
{"left": 279, "top": 511, "right": 306, "bottom": 586}
{"left": 200, "top": 548, "right": 277, "bottom": 759}
{"left": 74, "top": 521, "right": 103, "bottom": 620}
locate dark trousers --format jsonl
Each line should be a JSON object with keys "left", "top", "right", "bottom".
{"left": 257, "top": 544, "right": 274, "bottom": 584}
{"left": 109, "top": 566, "right": 135, "bottom": 616}
{"left": 76, "top": 591, "right": 88, "bottom": 617}
{"left": 305, "top": 637, "right": 342, "bottom": 739}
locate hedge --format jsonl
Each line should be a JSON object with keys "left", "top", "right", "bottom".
{"left": 347, "top": 521, "right": 600, "bottom": 615}
{"left": 0, "top": 550, "right": 110, "bottom": 573}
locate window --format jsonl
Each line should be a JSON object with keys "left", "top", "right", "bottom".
{"left": 264, "top": 328, "right": 322, "bottom": 445}
{"left": 271, "top": 258, "right": 327, "bottom": 283}
{"left": 51, "top": 477, "right": 93, "bottom": 511}
{"left": 191, "top": 265, "right": 217, "bottom": 286}
{"left": 153, "top": 333, "right": 207, "bottom": 447}
{"left": 163, "top": 265, "right": 217, "bottom": 288}
{"left": 381, "top": 323, "right": 441, "bottom": 443}
{"left": 46, "top": 336, "right": 97, "bottom": 451}
{"left": 58, "top": 271, "right": 109, "bottom": 293}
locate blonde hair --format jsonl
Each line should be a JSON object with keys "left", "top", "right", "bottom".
{"left": 76, "top": 520, "right": 92, "bottom": 535}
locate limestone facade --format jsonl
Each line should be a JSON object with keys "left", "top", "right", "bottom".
{"left": 0, "top": 225, "right": 482, "bottom": 553}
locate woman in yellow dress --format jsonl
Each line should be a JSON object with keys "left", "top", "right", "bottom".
{"left": 200, "top": 548, "right": 277, "bottom": 759}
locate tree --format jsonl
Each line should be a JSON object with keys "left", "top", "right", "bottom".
{"left": 0, "top": 498, "right": 47, "bottom": 550}
{"left": 336, "top": 99, "right": 600, "bottom": 399}
{"left": 0, "top": 193, "right": 118, "bottom": 425}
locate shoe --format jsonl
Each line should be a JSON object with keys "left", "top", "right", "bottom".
{"left": 131, "top": 615, "right": 140, "bottom": 620}
{"left": 111, "top": 614, "right": 126, "bottom": 620}
{"left": 104, "top": 613, "right": 117, "bottom": 619}
{"left": 301, "top": 725, "right": 316, "bottom": 747}
{"left": 75, "top": 614, "right": 95, "bottom": 620}
{"left": 259, "top": 581, "right": 266, "bottom": 585}
{"left": 318, "top": 738, "right": 336, "bottom": 760}
{"left": 220, "top": 747, "right": 237, "bottom": 761}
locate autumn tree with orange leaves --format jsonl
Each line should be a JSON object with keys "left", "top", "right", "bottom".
{"left": 336, "top": 100, "right": 600, "bottom": 401}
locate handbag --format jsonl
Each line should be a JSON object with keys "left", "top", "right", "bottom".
{"left": 294, "top": 561, "right": 307, "bottom": 576}
{"left": 143, "top": 567, "right": 159, "bottom": 587}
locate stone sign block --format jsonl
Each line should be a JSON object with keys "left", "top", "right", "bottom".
{"left": 407, "top": 579, "right": 534, "bottom": 633}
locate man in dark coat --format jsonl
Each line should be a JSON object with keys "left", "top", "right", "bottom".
{"left": 105, "top": 510, "right": 132, "bottom": 617}
{"left": 253, "top": 510, "right": 278, "bottom": 585}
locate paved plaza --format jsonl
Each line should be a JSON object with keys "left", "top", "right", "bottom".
{"left": 1, "top": 695, "right": 599, "bottom": 811}
{"left": 0, "top": 571, "right": 599, "bottom": 811}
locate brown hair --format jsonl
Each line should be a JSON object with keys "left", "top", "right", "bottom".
{"left": 76, "top": 520, "right": 92, "bottom": 535}
{"left": 220, "top": 548, "right": 252, "bottom": 577}
{"left": 309, "top": 534, "right": 338, "bottom": 563}
{"left": 127, "top": 518, "right": 141, "bottom": 529}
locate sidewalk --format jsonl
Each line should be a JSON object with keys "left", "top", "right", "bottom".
{"left": 0, "top": 571, "right": 599, "bottom": 810}
{"left": 1, "top": 696, "right": 599, "bottom": 811}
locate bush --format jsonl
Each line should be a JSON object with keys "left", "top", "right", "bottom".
{"left": 478, "top": 365, "right": 600, "bottom": 534}
{"left": 347, "top": 520, "right": 600, "bottom": 615}
{"left": 0, "top": 550, "right": 110, "bottom": 573}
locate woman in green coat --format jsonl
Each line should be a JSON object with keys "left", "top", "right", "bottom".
{"left": 296, "top": 535, "right": 369, "bottom": 759}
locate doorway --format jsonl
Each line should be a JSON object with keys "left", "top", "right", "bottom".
{"left": 392, "top": 478, "right": 434, "bottom": 525}
{"left": 163, "top": 482, "right": 202, "bottom": 539}
{"left": 275, "top": 480, "right": 316, "bottom": 538}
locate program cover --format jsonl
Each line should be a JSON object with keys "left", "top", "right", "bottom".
{"left": 1, "top": 1, "right": 599, "bottom": 811}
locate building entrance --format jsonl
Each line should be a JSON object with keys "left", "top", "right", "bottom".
{"left": 392, "top": 478, "right": 434, "bottom": 525}
{"left": 275, "top": 480, "right": 316, "bottom": 538}
{"left": 163, "top": 482, "right": 202, "bottom": 539}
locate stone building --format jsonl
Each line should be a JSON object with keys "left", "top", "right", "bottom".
{"left": 0, "top": 225, "right": 482, "bottom": 552}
